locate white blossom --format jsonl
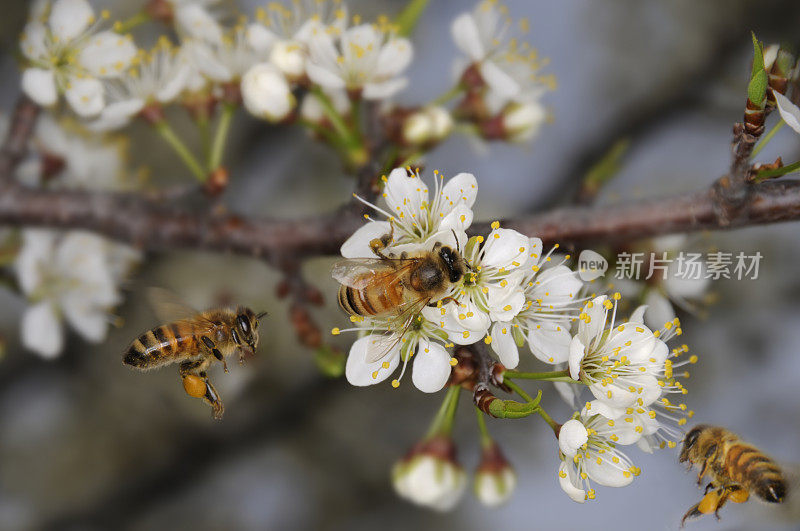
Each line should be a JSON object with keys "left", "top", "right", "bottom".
{"left": 474, "top": 442, "right": 516, "bottom": 507}
{"left": 166, "top": 0, "right": 224, "bottom": 44}
{"left": 503, "top": 101, "right": 547, "bottom": 142}
{"left": 88, "top": 38, "right": 191, "bottom": 131}
{"left": 247, "top": 0, "right": 347, "bottom": 79}
{"left": 183, "top": 25, "right": 266, "bottom": 91}
{"left": 19, "top": 0, "right": 138, "bottom": 116}
{"left": 567, "top": 295, "right": 692, "bottom": 410}
{"left": 341, "top": 167, "right": 477, "bottom": 256}
{"left": 422, "top": 224, "right": 531, "bottom": 346}
{"left": 307, "top": 22, "right": 413, "bottom": 99}
{"left": 556, "top": 403, "right": 642, "bottom": 503}
{"left": 488, "top": 239, "right": 584, "bottom": 369}
{"left": 15, "top": 230, "right": 139, "bottom": 359}
{"left": 241, "top": 63, "right": 295, "bottom": 122}
{"left": 16, "top": 114, "right": 128, "bottom": 190}
{"left": 300, "top": 88, "right": 350, "bottom": 123}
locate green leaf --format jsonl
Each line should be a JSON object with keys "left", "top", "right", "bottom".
{"left": 749, "top": 32, "right": 767, "bottom": 106}
{"left": 313, "top": 345, "right": 346, "bottom": 378}
{"left": 396, "top": 0, "right": 429, "bottom": 37}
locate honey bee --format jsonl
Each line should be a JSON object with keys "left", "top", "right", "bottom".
{"left": 332, "top": 230, "right": 466, "bottom": 319}
{"left": 123, "top": 289, "right": 266, "bottom": 420}
{"left": 679, "top": 424, "right": 787, "bottom": 526}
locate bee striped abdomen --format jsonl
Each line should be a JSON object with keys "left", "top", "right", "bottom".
{"left": 338, "top": 276, "right": 404, "bottom": 317}
{"left": 123, "top": 321, "right": 197, "bottom": 370}
{"left": 726, "top": 443, "right": 786, "bottom": 502}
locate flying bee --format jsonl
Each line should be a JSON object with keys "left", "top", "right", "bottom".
{"left": 679, "top": 424, "right": 787, "bottom": 526}
{"left": 123, "top": 288, "right": 266, "bottom": 420}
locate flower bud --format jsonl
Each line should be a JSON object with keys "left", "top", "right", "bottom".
{"left": 503, "top": 101, "right": 546, "bottom": 142}
{"left": 402, "top": 106, "right": 453, "bottom": 145}
{"left": 473, "top": 442, "right": 516, "bottom": 507}
{"left": 300, "top": 89, "right": 351, "bottom": 124}
{"left": 558, "top": 419, "right": 588, "bottom": 457}
{"left": 241, "top": 63, "right": 295, "bottom": 122}
{"left": 270, "top": 40, "right": 306, "bottom": 80}
{"left": 392, "top": 436, "right": 466, "bottom": 511}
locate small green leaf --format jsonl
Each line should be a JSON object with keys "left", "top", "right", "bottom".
{"left": 749, "top": 32, "right": 767, "bottom": 106}
{"left": 313, "top": 345, "right": 346, "bottom": 378}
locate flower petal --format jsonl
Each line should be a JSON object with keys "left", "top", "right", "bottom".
{"left": 21, "top": 68, "right": 58, "bottom": 107}
{"left": 578, "top": 296, "right": 607, "bottom": 345}
{"left": 175, "top": 4, "right": 223, "bottom": 44}
{"left": 375, "top": 37, "right": 413, "bottom": 78}
{"left": 345, "top": 335, "right": 399, "bottom": 386}
{"left": 558, "top": 461, "right": 586, "bottom": 503}
{"left": 441, "top": 172, "right": 478, "bottom": 212}
{"left": 585, "top": 451, "right": 634, "bottom": 488}
{"left": 20, "top": 21, "right": 48, "bottom": 61}
{"left": 363, "top": 78, "right": 408, "bottom": 100}
{"left": 642, "top": 290, "right": 675, "bottom": 331}
{"left": 384, "top": 167, "right": 429, "bottom": 222}
{"left": 450, "top": 12, "right": 484, "bottom": 61}
{"left": 480, "top": 228, "right": 528, "bottom": 269}
{"left": 774, "top": 90, "right": 800, "bottom": 134}
{"left": 340, "top": 221, "right": 392, "bottom": 258}
{"left": 558, "top": 419, "right": 588, "bottom": 456}
{"left": 64, "top": 76, "right": 105, "bottom": 117}
{"left": 528, "top": 321, "right": 572, "bottom": 364}
{"left": 568, "top": 336, "right": 586, "bottom": 380}
{"left": 490, "top": 320, "right": 519, "bottom": 368}
{"left": 412, "top": 339, "right": 451, "bottom": 393}
{"left": 49, "top": 0, "right": 94, "bottom": 43}
{"left": 22, "top": 302, "right": 63, "bottom": 359}
{"left": 78, "top": 31, "right": 137, "bottom": 77}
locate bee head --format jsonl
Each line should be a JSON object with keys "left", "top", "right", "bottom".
{"left": 438, "top": 245, "right": 465, "bottom": 283}
{"left": 234, "top": 307, "right": 262, "bottom": 355}
{"left": 679, "top": 425, "right": 708, "bottom": 463}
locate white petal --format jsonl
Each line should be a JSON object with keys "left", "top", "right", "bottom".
{"left": 480, "top": 228, "right": 528, "bottom": 269}
{"left": 578, "top": 296, "right": 607, "bottom": 345}
{"left": 490, "top": 321, "right": 519, "bottom": 368}
{"left": 642, "top": 290, "right": 675, "bottom": 331}
{"left": 22, "top": 302, "right": 63, "bottom": 359}
{"left": 558, "top": 461, "right": 586, "bottom": 503}
{"left": 774, "top": 90, "right": 800, "bottom": 134}
{"left": 439, "top": 204, "right": 474, "bottom": 233}
{"left": 64, "top": 76, "right": 105, "bottom": 117}
{"left": 78, "top": 31, "right": 137, "bottom": 77}
{"left": 340, "top": 221, "right": 392, "bottom": 258}
{"left": 306, "top": 62, "right": 346, "bottom": 89}
{"left": 663, "top": 268, "right": 710, "bottom": 299}
{"left": 384, "top": 167, "right": 429, "bottom": 220}
{"left": 411, "top": 339, "right": 451, "bottom": 393}
{"left": 363, "top": 78, "right": 408, "bottom": 100}
{"left": 487, "top": 285, "right": 525, "bottom": 322}
{"left": 375, "top": 38, "right": 413, "bottom": 78}
{"left": 441, "top": 172, "right": 478, "bottom": 211}
{"left": 568, "top": 336, "right": 585, "bottom": 380}
{"left": 480, "top": 60, "right": 520, "bottom": 100}
{"left": 15, "top": 229, "right": 56, "bottom": 294}
{"left": 604, "top": 323, "right": 656, "bottom": 365}
{"left": 21, "top": 68, "right": 57, "bottom": 107}
{"left": 628, "top": 305, "right": 647, "bottom": 324}
{"left": 423, "top": 299, "right": 490, "bottom": 345}
{"left": 247, "top": 23, "right": 278, "bottom": 53}
{"left": 531, "top": 265, "right": 582, "bottom": 304}
{"left": 62, "top": 296, "right": 109, "bottom": 342}
{"left": 20, "top": 21, "right": 48, "bottom": 61}
{"left": 345, "top": 335, "right": 399, "bottom": 386}
{"left": 554, "top": 380, "right": 580, "bottom": 409}
{"left": 49, "top": 0, "right": 93, "bottom": 43}
{"left": 87, "top": 99, "right": 144, "bottom": 131}
{"left": 528, "top": 322, "right": 572, "bottom": 364}
{"left": 175, "top": 4, "right": 223, "bottom": 44}
{"left": 558, "top": 419, "right": 588, "bottom": 456}
{"left": 585, "top": 452, "right": 634, "bottom": 488}
{"left": 589, "top": 381, "right": 638, "bottom": 409}
{"left": 450, "top": 13, "right": 484, "bottom": 61}
{"left": 582, "top": 399, "right": 624, "bottom": 421}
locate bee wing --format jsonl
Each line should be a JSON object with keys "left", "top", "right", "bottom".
{"left": 364, "top": 294, "right": 433, "bottom": 363}
{"left": 146, "top": 287, "right": 200, "bottom": 323}
{"left": 330, "top": 258, "right": 418, "bottom": 289}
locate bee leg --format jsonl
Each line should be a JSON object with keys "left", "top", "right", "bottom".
{"left": 680, "top": 503, "right": 703, "bottom": 528}
{"left": 201, "top": 335, "right": 228, "bottom": 373}
{"left": 696, "top": 461, "right": 712, "bottom": 486}
{"left": 714, "top": 489, "right": 733, "bottom": 520}
{"left": 179, "top": 360, "right": 224, "bottom": 420}
{"left": 704, "top": 482, "right": 716, "bottom": 495}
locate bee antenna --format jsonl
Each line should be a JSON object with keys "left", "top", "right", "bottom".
{"left": 451, "top": 229, "right": 460, "bottom": 253}
{"left": 256, "top": 311, "right": 268, "bottom": 320}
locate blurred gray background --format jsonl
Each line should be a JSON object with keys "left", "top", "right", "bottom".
{"left": 1, "top": 0, "right": 800, "bottom": 530}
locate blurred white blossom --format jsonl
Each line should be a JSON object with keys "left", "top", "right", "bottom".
{"left": 241, "top": 63, "right": 295, "bottom": 122}
{"left": 393, "top": 438, "right": 467, "bottom": 511}
{"left": 19, "top": 0, "right": 137, "bottom": 116}
{"left": 15, "top": 230, "right": 139, "bottom": 359}
{"left": 307, "top": 22, "right": 413, "bottom": 99}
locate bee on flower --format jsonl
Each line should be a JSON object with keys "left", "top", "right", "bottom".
{"left": 19, "top": 0, "right": 138, "bottom": 117}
